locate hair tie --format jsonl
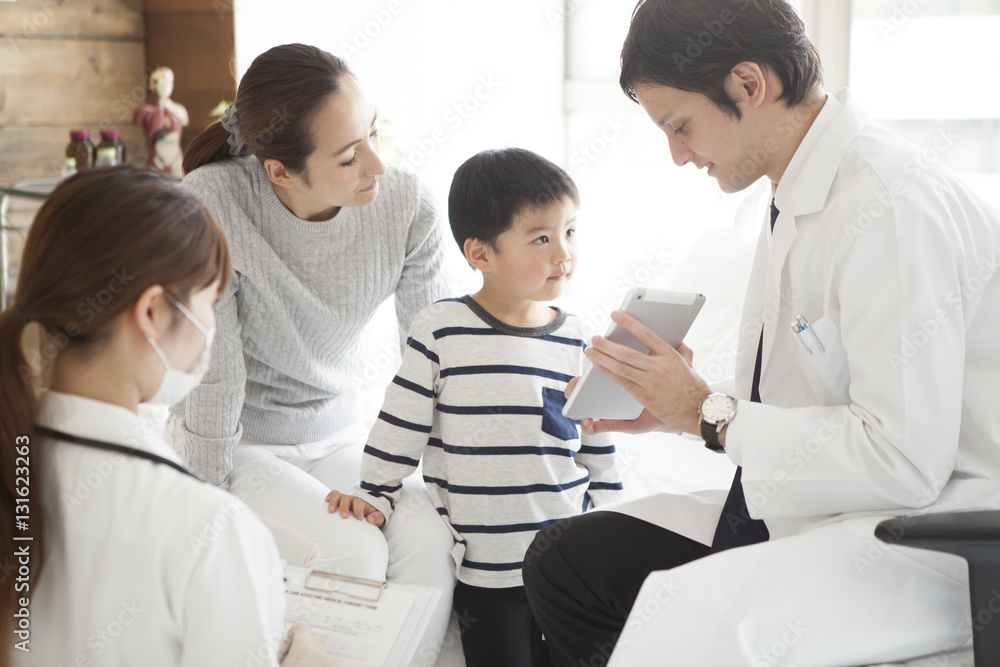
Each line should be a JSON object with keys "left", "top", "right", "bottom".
{"left": 220, "top": 103, "right": 247, "bottom": 157}
{"left": 14, "top": 304, "right": 31, "bottom": 323}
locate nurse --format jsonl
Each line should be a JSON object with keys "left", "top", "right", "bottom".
{"left": 523, "top": 1, "right": 1000, "bottom": 665}
{"left": 0, "top": 167, "right": 330, "bottom": 665}
{"left": 172, "top": 43, "right": 456, "bottom": 664}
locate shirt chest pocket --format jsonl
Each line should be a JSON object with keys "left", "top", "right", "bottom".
{"left": 794, "top": 314, "right": 851, "bottom": 405}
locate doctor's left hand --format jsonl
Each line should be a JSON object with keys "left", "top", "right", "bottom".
{"left": 584, "top": 309, "right": 711, "bottom": 436}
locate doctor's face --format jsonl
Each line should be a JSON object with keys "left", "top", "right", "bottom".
{"left": 634, "top": 83, "right": 762, "bottom": 193}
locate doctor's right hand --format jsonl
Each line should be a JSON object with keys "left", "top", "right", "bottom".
{"left": 280, "top": 624, "right": 336, "bottom": 667}
{"left": 325, "top": 491, "right": 385, "bottom": 527}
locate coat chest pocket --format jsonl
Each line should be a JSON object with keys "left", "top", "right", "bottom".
{"left": 794, "top": 314, "right": 851, "bottom": 403}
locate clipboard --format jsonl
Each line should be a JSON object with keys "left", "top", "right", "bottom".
{"left": 283, "top": 565, "right": 441, "bottom": 667}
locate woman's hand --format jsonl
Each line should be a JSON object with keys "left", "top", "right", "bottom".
{"left": 582, "top": 310, "right": 711, "bottom": 436}
{"left": 325, "top": 490, "right": 385, "bottom": 527}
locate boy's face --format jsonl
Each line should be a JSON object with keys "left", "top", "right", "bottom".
{"left": 482, "top": 196, "right": 578, "bottom": 303}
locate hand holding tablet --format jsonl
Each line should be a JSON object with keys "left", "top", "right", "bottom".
{"left": 562, "top": 288, "right": 705, "bottom": 421}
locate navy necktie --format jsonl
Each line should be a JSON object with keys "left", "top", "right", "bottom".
{"left": 709, "top": 200, "right": 777, "bottom": 553}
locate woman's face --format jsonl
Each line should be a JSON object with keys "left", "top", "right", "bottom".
{"left": 286, "top": 76, "right": 387, "bottom": 219}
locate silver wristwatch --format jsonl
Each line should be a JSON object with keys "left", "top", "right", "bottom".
{"left": 698, "top": 393, "right": 737, "bottom": 452}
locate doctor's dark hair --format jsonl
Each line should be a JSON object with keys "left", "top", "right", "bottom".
{"left": 183, "top": 43, "right": 352, "bottom": 178}
{"left": 0, "top": 166, "right": 230, "bottom": 654}
{"left": 619, "top": 0, "right": 823, "bottom": 118}
{"left": 448, "top": 148, "right": 579, "bottom": 254}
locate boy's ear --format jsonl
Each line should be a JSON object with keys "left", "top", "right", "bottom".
{"left": 463, "top": 238, "right": 493, "bottom": 272}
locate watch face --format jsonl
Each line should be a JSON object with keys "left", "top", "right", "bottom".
{"left": 702, "top": 395, "right": 736, "bottom": 423}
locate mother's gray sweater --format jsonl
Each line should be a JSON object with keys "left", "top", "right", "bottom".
{"left": 172, "top": 156, "right": 451, "bottom": 487}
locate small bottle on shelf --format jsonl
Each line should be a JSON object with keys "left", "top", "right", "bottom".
{"left": 94, "top": 147, "right": 119, "bottom": 168}
{"left": 59, "top": 157, "right": 77, "bottom": 179}
{"left": 66, "top": 130, "right": 95, "bottom": 170}
{"left": 97, "top": 128, "right": 127, "bottom": 165}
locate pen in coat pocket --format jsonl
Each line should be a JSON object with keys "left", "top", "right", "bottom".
{"left": 791, "top": 315, "right": 825, "bottom": 354}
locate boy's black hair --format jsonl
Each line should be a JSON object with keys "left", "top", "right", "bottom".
{"left": 448, "top": 148, "right": 580, "bottom": 254}
{"left": 620, "top": 0, "right": 823, "bottom": 119}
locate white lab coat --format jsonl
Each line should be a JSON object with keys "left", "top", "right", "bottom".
{"left": 16, "top": 392, "right": 285, "bottom": 667}
{"left": 608, "top": 90, "right": 1000, "bottom": 665}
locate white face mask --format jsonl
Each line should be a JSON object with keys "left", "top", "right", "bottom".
{"left": 143, "top": 292, "right": 216, "bottom": 406}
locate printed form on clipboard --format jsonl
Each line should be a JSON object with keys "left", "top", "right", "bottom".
{"left": 283, "top": 565, "right": 441, "bottom": 667}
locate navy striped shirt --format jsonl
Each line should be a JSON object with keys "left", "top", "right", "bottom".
{"left": 352, "top": 296, "right": 623, "bottom": 588}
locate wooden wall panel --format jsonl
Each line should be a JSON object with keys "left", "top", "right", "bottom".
{"left": 144, "top": 0, "right": 230, "bottom": 13}
{"left": 0, "top": 0, "right": 146, "bottom": 183}
{"left": 0, "top": 40, "right": 147, "bottom": 127}
{"left": 0, "top": 0, "right": 143, "bottom": 39}
{"left": 0, "top": 0, "right": 235, "bottom": 303}
{"left": 0, "top": 0, "right": 146, "bottom": 303}
{"left": 144, "top": 0, "right": 235, "bottom": 150}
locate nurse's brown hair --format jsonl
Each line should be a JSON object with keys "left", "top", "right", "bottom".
{"left": 0, "top": 166, "right": 231, "bottom": 654}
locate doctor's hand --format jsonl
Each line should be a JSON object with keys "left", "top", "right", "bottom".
{"left": 564, "top": 378, "right": 677, "bottom": 435}
{"left": 583, "top": 310, "right": 711, "bottom": 437}
{"left": 280, "top": 624, "right": 336, "bottom": 667}
{"left": 325, "top": 491, "right": 385, "bottom": 527}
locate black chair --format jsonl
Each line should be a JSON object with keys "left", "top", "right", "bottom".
{"left": 876, "top": 510, "right": 1000, "bottom": 666}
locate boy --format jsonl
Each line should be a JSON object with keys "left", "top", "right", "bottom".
{"left": 327, "top": 148, "right": 624, "bottom": 666}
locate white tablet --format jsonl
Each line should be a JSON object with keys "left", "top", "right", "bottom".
{"left": 562, "top": 288, "right": 706, "bottom": 421}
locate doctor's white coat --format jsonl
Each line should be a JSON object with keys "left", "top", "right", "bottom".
{"left": 608, "top": 90, "right": 1000, "bottom": 666}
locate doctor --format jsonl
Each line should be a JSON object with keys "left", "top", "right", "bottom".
{"left": 523, "top": 0, "right": 1000, "bottom": 665}
{"left": 0, "top": 167, "right": 331, "bottom": 665}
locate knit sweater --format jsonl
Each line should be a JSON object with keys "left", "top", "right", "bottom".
{"left": 172, "top": 156, "right": 451, "bottom": 486}
{"left": 352, "top": 296, "right": 624, "bottom": 588}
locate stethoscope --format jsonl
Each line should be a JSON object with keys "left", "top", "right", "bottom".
{"left": 35, "top": 426, "right": 202, "bottom": 482}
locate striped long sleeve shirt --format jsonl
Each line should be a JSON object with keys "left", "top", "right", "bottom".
{"left": 352, "top": 296, "right": 624, "bottom": 588}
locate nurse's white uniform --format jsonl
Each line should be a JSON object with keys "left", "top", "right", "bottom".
{"left": 16, "top": 392, "right": 285, "bottom": 666}
{"left": 609, "top": 89, "right": 1000, "bottom": 665}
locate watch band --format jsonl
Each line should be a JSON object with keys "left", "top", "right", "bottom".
{"left": 701, "top": 419, "right": 725, "bottom": 452}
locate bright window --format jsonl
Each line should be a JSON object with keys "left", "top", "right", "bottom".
{"left": 849, "top": 0, "right": 1000, "bottom": 209}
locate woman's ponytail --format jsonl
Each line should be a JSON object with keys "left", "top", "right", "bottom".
{"left": 182, "top": 120, "right": 233, "bottom": 174}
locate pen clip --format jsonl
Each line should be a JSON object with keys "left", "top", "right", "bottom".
{"left": 792, "top": 315, "right": 825, "bottom": 354}
{"left": 791, "top": 320, "right": 813, "bottom": 355}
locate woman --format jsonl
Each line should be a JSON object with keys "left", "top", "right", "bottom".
{"left": 0, "top": 167, "right": 329, "bottom": 665}
{"left": 173, "top": 43, "right": 456, "bottom": 664}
